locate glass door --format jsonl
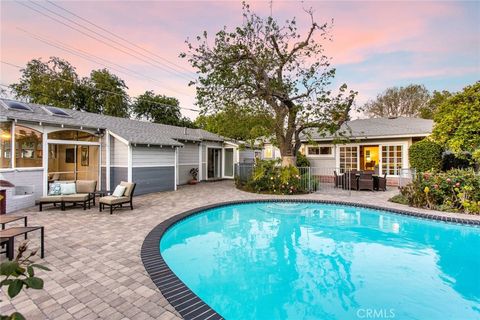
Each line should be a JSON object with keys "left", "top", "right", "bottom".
{"left": 48, "top": 144, "right": 99, "bottom": 183}
{"left": 207, "top": 148, "right": 222, "bottom": 179}
{"left": 223, "top": 148, "right": 234, "bottom": 178}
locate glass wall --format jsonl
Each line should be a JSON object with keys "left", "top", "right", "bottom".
{"left": 382, "top": 145, "right": 403, "bottom": 175}
{"left": 0, "top": 122, "right": 12, "bottom": 168}
{"left": 15, "top": 125, "right": 43, "bottom": 168}
{"left": 48, "top": 144, "right": 99, "bottom": 182}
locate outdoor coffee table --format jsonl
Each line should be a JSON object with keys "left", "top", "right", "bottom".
{"left": 0, "top": 226, "right": 44, "bottom": 260}
{"left": 0, "top": 215, "right": 28, "bottom": 230}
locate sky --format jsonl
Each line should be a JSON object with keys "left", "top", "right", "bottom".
{"left": 1, "top": 0, "right": 479, "bottom": 119}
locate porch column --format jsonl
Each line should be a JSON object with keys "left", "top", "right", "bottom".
{"left": 42, "top": 127, "right": 48, "bottom": 196}
{"left": 198, "top": 142, "right": 202, "bottom": 181}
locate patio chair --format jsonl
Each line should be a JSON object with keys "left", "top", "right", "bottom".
{"left": 377, "top": 173, "right": 387, "bottom": 191}
{"left": 334, "top": 171, "right": 343, "bottom": 188}
{"left": 358, "top": 172, "right": 374, "bottom": 191}
{"left": 99, "top": 181, "right": 136, "bottom": 214}
{"left": 344, "top": 172, "right": 359, "bottom": 190}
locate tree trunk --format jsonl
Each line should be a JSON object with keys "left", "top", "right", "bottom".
{"left": 281, "top": 155, "right": 296, "bottom": 167}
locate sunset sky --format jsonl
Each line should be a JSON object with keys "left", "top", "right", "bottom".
{"left": 1, "top": 0, "right": 479, "bottom": 119}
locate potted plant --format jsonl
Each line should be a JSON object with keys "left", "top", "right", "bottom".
{"left": 188, "top": 168, "right": 199, "bottom": 185}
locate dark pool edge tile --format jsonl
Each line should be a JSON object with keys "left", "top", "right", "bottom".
{"left": 141, "top": 198, "right": 479, "bottom": 320}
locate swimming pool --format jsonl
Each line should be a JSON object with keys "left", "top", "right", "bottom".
{"left": 157, "top": 201, "right": 480, "bottom": 320}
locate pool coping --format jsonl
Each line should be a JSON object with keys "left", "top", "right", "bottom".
{"left": 140, "top": 199, "right": 480, "bottom": 320}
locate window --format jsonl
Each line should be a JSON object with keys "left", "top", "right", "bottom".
{"left": 339, "top": 146, "right": 358, "bottom": 173}
{"left": 382, "top": 145, "right": 403, "bottom": 175}
{"left": 264, "top": 146, "right": 273, "bottom": 159}
{"left": 0, "top": 122, "right": 12, "bottom": 168}
{"left": 2, "top": 101, "right": 33, "bottom": 112}
{"left": 307, "top": 146, "right": 333, "bottom": 156}
{"left": 42, "top": 106, "right": 71, "bottom": 117}
{"left": 15, "top": 125, "right": 43, "bottom": 168}
{"left": 48, "top": 130, "right": 99, "bottom": 142}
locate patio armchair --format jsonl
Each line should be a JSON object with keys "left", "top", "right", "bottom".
{"left": 99, "top": 181, "right": 136, "bottom": 214}
{"left": 358, "top": 172, "right": 374, "bottom": 191}
{"left": 377, "top": 173, "right": 387, "bottom": 191}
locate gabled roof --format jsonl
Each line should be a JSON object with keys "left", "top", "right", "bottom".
{"left": 0, "top": 99, "right": 225, "bottom": 146}
{"left": 301, "top": 117, "right": 434, "bottom": 141}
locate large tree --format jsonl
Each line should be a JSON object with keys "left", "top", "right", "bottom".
{"left": 182, "top": 4, "right": 356, "bottom": 166}
{"left": 420, "top": 90, "right": 452, "bottom": 119}
{"left": 195, "top": 104, "right": 274, "bottom": 141}
{"left": 81, "top": 69, "right": 130, "bottom": 117}
{"left": 10, "top": 57, "right": 79, "bottom": 109}
{"left": 364, "top": 84, "right": 431, "bottom": 118}
{"left": 432, "top": 82, "right": 480, "bottom": 158}
{"left": 132, "top": 90, "right": 196, "bottom": 127}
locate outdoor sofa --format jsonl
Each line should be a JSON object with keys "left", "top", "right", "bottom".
{"left": 39, "top": 180, "right": 97, "bottom": 211}
{"left": 99, "top": 181, "right": 136, "bottom": 214}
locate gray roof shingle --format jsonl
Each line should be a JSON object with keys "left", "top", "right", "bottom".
{"left": 0, "top": 99, "right": 225, "bottom": 146}
{"left": 301, "top": 117, "right": 434, "bottom": 141}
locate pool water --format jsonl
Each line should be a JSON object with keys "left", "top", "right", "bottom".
{"left": 160, "top": 202, "right": 480, "bottom": 320}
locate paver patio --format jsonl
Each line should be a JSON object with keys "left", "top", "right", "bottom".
{"left": 1, "top": 181, "right": 479, "bottom": 319}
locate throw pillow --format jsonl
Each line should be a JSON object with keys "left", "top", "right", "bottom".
{"left": 60, "top": 183, "right": 76, "bottom": 195}
{"left": 48, "top": 183, "right": 61, "bottom": 195}
{"left": 112, "top": 185, "right": 126, "bottom": 197}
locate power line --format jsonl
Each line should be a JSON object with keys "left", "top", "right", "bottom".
{"left": 16, "top": 27, "right": 193, "bottom": 98}
{"left": 46, "top": 0, "right": 194, "bottom": 75}
{"left": 0, "top": 62, "right": 200, "bottom": 113}
{"left": 26, "top": 0, "right": 194, "bottom": 82}
{"left": 17, "top": 0, "right": 195, "bottom": 84}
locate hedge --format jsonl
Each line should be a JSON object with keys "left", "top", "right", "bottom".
{"left": 409, "top": 140, "right": 443, "bottom": 172}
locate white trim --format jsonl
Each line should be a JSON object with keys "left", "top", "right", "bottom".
{"left": 10, "top": 121, "right": 15, "bottom": 169}
{"left": 131, "top": 164, "right": 176, "bottom": 168}
{"left": 0, "top": 167, "right": 44, "bottom": 173}
{"left": 177, "top": 162, "right": 200, "bottom": 166}
{"left": 42, "top": 130, "right": 48, "bottom": 196}
{"left": 108, "top": 130, "right": 129, "bottom": 145}
{"left": 47, "top": 139, "right": 100, "bottom": 146}
{"left": 127, "top": 144, "right": 133, "bottom": 182}
{"left": 174, "top": 147, "right": 178, "bottom": 190}
{"left": 198, "top": 143, "right": 202, "bottom": 181}
{"left": 106, "top": 132, "right": 111, "bottom": 191}
{"left": 302, "top": 133, "right": 430, "bottom": 143}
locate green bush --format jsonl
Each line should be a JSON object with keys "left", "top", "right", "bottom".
{"left": 389, "top": 194, "right": 409, "bottom": 205}
{"left": 409, "top": 139, "right": 443, "bottom": 172}
{"left": 296, "top": 152, "right": 310, "bottom": 167}
{"left": 239, "top": 159, "right": 306, "bottom": 194}
{"left": 400, "top": 169, "right": 480, "bottom": 214}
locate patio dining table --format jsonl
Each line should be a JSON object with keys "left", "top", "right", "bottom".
{"left": 340, "top": 173, "right": 380, "bottom": 191}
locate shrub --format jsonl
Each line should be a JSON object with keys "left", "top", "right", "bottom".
{"left": 389, "top": 194, "right": 409, "bottom": 205}
{"left": 442, "top": 151, "right": 472, "bottom": 171}
{"left": 239, "top": 159, "right": 306, "bottom": 194}
{"left": 409, "top": 140, "right": 443, "bottom": 172}
{"left": 296, "top": 152, "right": 310, "bottom": 167}
{"left": 400, "top": 169, "right": 480, "bottom": 214}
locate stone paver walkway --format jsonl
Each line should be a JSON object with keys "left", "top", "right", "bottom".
{"left": 1, "top": 181, "right": 478, "bottom": 319}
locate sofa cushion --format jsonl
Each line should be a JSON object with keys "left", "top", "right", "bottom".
{"left": 99, "top": 196, "right": 129, "bottom": 205}
{"left": 48, "top": 183, "right": 62, "bottom": 195}
{"left": 76, "top": 180, "right": 97, "bottom": 193}
{"left": 61, "top": 183, "right": 76, "bottom": 195}
{"left": 62, "top": 194, "right": 90, "bottom": 202}
{"left": 120, "top": 181, "right": 134, "bottom": 197}
{"left": 39, "top": 195, "right": 63, "bottom": 202}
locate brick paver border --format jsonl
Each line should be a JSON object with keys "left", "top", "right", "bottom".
{"left": 141, "top": 198, "right": 480, "bottom": 319}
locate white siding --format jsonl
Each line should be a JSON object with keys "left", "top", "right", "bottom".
{"left": 178, "top": 142, "right": 199, "bottom": 165}
{"left": 132, "top": 146, "right": 175, "bottom": 167}
{"left": 111, "top": 136, "right": 128, "bottom": 167}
